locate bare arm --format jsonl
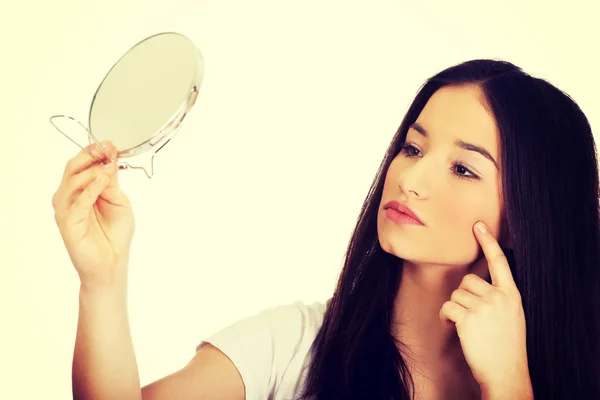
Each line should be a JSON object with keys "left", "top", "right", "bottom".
{"left": 73, "top": 284, "right": 245, "bottom": 400}
{"left": 59, "top": 144, "right": 245, "bottom": 399}
{"left": 73, "top": 283, "right": 142, "bottom": 400}
{"left": 141, "top": 343, "right": 245, "bottom": 400}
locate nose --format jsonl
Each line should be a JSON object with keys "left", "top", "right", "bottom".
{"left": 396, "top": 158, "right": 431, "bottom": 199}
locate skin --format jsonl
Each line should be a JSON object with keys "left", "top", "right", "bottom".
{"left": 377, "top": 84, "right": 512, "bottom": 399}
{"left": 56, "top": 83, "right": 528, "bottom": 400}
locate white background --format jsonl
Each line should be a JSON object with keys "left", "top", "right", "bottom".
{"left": 1, "top": 1, "right": 599, "bottom": 398}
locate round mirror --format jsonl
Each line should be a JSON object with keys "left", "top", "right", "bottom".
{"left": 51, "top": 32, "right": 204, "bottom": 178}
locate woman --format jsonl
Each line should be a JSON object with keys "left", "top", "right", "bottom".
{"left": 54, "top": 59, "right": 600, "bottom": 400}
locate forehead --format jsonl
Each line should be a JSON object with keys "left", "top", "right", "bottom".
{"left": 412, "top": 85, "right": 500, "bottom": 160}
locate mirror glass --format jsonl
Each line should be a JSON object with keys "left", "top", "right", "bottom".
{"left": 51, "top": 32, "right": 204, "bottom": 178}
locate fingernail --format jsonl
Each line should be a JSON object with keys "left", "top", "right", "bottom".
{"left": 476, "top": 222, "right": 487, "bottom": 233}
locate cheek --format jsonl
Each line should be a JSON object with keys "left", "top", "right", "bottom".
{"left": 382, "top": 161, "right": 400, "bottom": 195}
{"left": 439, "top": 187, "right": 499, "bottom": 234}
{"left": 441, "top": 186, "right": 502, "bottom": 237}
{"left": 434, "top": 188, "right": 497, "bottom": 263}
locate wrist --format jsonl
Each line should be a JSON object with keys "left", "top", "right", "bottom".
{"left": 79, "top": 259, "right": 130, "bottom": 295}
{"left": 79, "top": 275, "right": 128, "bottom": 300}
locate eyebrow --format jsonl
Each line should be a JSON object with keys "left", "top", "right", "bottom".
{"left": 409, "top": 122, "right": 498, "bottom": 170}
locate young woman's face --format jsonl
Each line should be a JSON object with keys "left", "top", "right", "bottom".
{"left": 377, "top": 84, "right": 506, "bottom": 266}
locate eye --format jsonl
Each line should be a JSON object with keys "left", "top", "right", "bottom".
{"left": 400, "top": 143, "right": 421, "bottom": 158}
{"left": 399, "top": 143, "right": 480, "bottom": 181}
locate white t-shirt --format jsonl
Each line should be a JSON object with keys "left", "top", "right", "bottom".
{"left": 196, "top": 299, "right": 330, "bottom": 400}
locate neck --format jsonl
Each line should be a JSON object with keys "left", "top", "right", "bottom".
{"left": 392, "top": 259, "right": 486, "bottom": 374}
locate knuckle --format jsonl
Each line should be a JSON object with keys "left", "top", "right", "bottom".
{"left": 65, "top": 178, "right": 76, "bottom": 194}
{"left": 64, "top": 158, "right": 77, "bottom": 174}
{"left": 450, "top": 289, "right": 461, "bottom": 302}
{"left": 489, "top": 290, "right": 505, "bottom": 304}
{"left": 467, "top": 272, "right": 480, "bottom": 281}
{"left": 508, "top": 288, "right": 522, "bottom": 303}
{"left": 54, "top": 209, "right": 65, "bottom": 225}
{"left": 463, "top": 273, "right": 478, "bottom": 285}
{"left": 66, "top": 174, "right": 84, "bottom": 196}
{"left": 442, "top": 300, "right": 452, "bottom": 310}
{"left": 52, "top": 188, "right": 69, "bottom": 214}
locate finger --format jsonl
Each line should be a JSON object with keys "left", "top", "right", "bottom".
{"left": 95, "top": 168, "right": 131, "bottom": 209}
{"left": 54, "top": 145, "right": 102, "bottom": 211}
{"left": 450, "top": 288, "right": 482, "bottom": 310}
{"left": 63, "top": 141, "right": 116, "bottom": 178}
{"left": 459, "top": 273, "right": 494, "bottom": 297}
{"left": 56, "top": 142, "right": 117, "bottom": 208}
{"left": 69, "top": 173, "right": 113, "bottom": 223}
{"left": 54, "top": 162, "right": 118, "bottom": 215}
{"left": 64, "top": 142, "right": 106, "bottom": 177}
{"left": 474, "top": 221, "right": 515, "bottom": 288}
{"left": 439, "top": 300, "right": 466, "bottom": 325}
{"left": 67, "top": 162, "right": 119, "bottom": 208}
{"left": 98, "top": 145, "right": 120, "bottom": 188}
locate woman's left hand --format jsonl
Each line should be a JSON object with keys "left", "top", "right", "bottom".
{"left": 439, "top": 221, "right": 532, "bottom": 397}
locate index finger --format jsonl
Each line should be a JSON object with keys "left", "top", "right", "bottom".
{"left": 63, "top": 141, "right": 116, "bottom": 178}
{"left": 473, "top": 221, "right": 515, "bottom": 288}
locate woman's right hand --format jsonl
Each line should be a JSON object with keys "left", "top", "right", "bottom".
{"left": 52, "top": 141, "right": 135, "bottom": 291}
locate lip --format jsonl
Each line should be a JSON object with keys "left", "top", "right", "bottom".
{"left": 383, "top": 200, "right": 425, "bottom": 225}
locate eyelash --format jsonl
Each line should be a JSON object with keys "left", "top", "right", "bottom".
{"left": 399, "top": 143, "right": 480, "bottom": 181}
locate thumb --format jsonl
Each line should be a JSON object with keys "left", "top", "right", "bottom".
{"left": 98, "top": 143, "right": 130, "bottom": 207}
{"left": 99, "top": 177, "right": 130, "bottom": 207}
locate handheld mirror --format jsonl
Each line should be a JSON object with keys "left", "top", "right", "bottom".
{"left": 50, "top": 32, "right": 204, "bottom": 178}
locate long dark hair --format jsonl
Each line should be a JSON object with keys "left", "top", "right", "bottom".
{"left": 299, "top": 59, "right": 600, "bottom": 399}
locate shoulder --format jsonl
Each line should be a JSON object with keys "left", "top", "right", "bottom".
{"left": 261, "top": 299, "right": 329, "bottom": 338}
{"left": 196, "top": 299, "right": 329, "bottom": 352}
{"left": 196, "top": 299, "right": 330, "bottom": 400}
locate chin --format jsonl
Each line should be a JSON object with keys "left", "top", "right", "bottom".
{"left": 378, "top": 237, "right": 406, "bottom": 259}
